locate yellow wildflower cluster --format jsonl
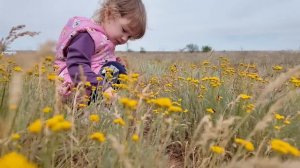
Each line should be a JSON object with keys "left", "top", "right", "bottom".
{"left": 13, "top": 66, "right": 23, "bottom": 72}
{"left": 168, "top": 105, "right": 183, "bottom": 112}
{"left": 132, "top": 134, "right": 139, "bottom": 142}
{"left": 42, "top": 106, "right": 52, "bottom": 113}
{"left": 150, "top": 97, "right": 172, "bottom": 108}
{"left": 148, "top": 97, "right": 185, "bottom": 113}
{"left": 89, "top": 132, "right": 106, "bottom": 143}
{"left": 119, "top": 97, "right": 138, "bottom": 110}
{"left": 224, "top": 67, "right": 235, "bottom": 76}
{"left": 239, "top": 72, "right": 263, "bottom": 81}
{"left": 149, "top": 76, "right": 159, "bottom": 85}
{"left": 118, "top": 74, "right": 129, "bottom": 82}
{"left": 27, "top": 119, "right": 42, "bottom": 134}
{"left": 245, "top": 104, "right": 255, "bottom": 113}
{"left": 270, "top": 139, "right": 300, "bottom": 156}
{"left": 46, "top": 115, "right": 72, "bottom": 132}
{"left": 210, "top": 145, "right": 225, "bottom": 154}
{"left": 112, "top": 83, "right": 128, "bottom": 89}
{"left": 239, "top": 94, "right": 251, "bottom": 100}
{"left": 11, "top": 133, "right": 21, "bottom": 141}
{"left": 201, "top": 76, "right": 221, "bottom": 87}
{"left": 290, "top": 77, "right": 300, "bottom": 87}
{"left": 47, "top": 73, "right": 58, "bottom": 81}
{"left": 169, "top": 64, "right": 177, "bottom": 73}
{"left": 234, "top": 138, "right": 255, "bottom": 151}
{"left": 117, "top": 73, "right": 139, "bottom": 83}
{"left": 89, "top": 114, "right": 100, "bottom": 123}
{"left": 274, "top": 113, "right": 285, "bottom": 120}
{"left": 272, "top": 65, "right": 283, "bottom": 71}
{"left": 130, "top": 73, "right": 139, "bottom": 81}
{"left": 206, "top": 108, "right": 215, "bottom": 114}
{"left": 114, "top": 118, "right": 126, "bottom": 126}
{"left": 0, "top": 152, "right": 37, "bottom": 168}
{"left": 202, "top": 60, "right": 210, "bottom": 66}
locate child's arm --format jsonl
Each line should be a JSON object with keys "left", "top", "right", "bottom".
{"left": 66, "top": 32, "right": 100, "bottom": 86}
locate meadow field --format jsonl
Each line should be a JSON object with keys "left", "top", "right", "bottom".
{"left": 1, "top": 50, "right": 300, "bottom": 168}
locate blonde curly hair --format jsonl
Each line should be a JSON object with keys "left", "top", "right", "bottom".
{"left": 93, "top": 0, "right": 147, "bottom": 40}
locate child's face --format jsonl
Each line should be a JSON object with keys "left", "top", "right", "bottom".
{"left": 102, "top": 17, "right": 132, "bottom": 45}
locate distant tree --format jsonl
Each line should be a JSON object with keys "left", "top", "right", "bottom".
{"left": 201, "top": 45, "right": 212, "bottom": 52}
{"left": 185, "top": 43, "right": 199, "bottom": 53}
{"left": 140, "top": 47, "right": 146, "bottom": 53}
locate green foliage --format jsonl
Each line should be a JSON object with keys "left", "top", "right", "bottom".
{"left": 201, "top": 45, "right": 212, "bottom": 52}
{"left": 185, "top": 43, "right": 199, "bottom": 53}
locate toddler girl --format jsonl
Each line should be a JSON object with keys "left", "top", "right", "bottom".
{"left": 54, "top": 0, "right": 147, "bottom": 100}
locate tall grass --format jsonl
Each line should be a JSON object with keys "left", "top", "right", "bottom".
{"left": 0, "top": 50, "right": 300, "bottom": 167}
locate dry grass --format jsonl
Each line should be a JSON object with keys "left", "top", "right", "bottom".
{"left": 0, "top": 50, "right": 300, "bottom": 167}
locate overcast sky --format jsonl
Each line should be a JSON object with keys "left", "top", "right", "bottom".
{"left": 1, "top": 0, "right": 300, "bottom": 51}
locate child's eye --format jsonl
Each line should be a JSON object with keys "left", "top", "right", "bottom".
{"left": 122, "top": 27, "right": 126, "bottom": 32}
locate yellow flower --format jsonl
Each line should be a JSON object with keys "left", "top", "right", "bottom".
{"left": 78, "top": 103, "right": 87, "bottom": 108}
{"left": 274, "top": 113, "right": 285, "bottom": 120}
{"left": 46, "top": 115, "right": 71, "bottom": 132}
{"left": 112, "top": 83, "right": 128, "bottom": 89}
{"left": 27, "top": 119, "right": 42, "bottom": 134}
{"left": 53, "top": 65, "right": 60, "bottom": 70}
{"left": 90, "top": 132, "right": 106, "bottom": 143}
{"left": 89, "top": 114, "right": 100, "bottom": 123}
{"left": 46, "top": 115, "right": 64, "bottom": 128}
{"left": 272, "top": 65, "right": 283, "bottom": 71}
{"left": 245, "top": 104, "right": 255, "bottom": 113}
{"left": 42, "top": 106, "right": 52, "bottom": 113}
{"left": 96, "top": 77, "right": 103, "bottom": 81}
{"left": 130, "top": 73, "right": 140, "bottom": 79}
{"left": 210, "top": 145, "right": 225, "bottom": 154}
{"left": 103, "top": 92, "right": 111, "bottom": 100}
{"left": 113, "top": 118, "right": 125, "bottom": 126}
{"left": 270, "top": 139, "right": 300, "bottom": 156}
{"left": 202, "top": 60, "right": 210, "bottom": 65}
{"left": 11, "top": 133, "right": 21, "bottom": 141}
{"left": 51, "top": 121, "right": 72, "bottom": 132}
{"left": 47, "top": 73, "right": 57, "bottom": 81}
{"left": 132, "top": 134, "right": 139, "bottom": 142}
{"left": 0, "top": 152, "right": 38, "bottom": 168}
{"left": 234, "top": 138, "right": 255, "bottom": 151}
{"left": 239, "top": 94, "right": 251, "bottom": 100}
{"left": 119, "top": 98, "right": 138, "bottom": 110}
{"left": 13, "top": 66, "right": 23, "bottom": 72}
{"left": 151, "top": 97, "right": 173, "bottom": 108}
{"left": 274, "top": 125, "right": 281, "bottom": 130}
{"left": 284, "top": 120, "right": 291, "bottom": 125}
{"left": 85, "top": 82, "right": 91, "bottom": 87}
{"left": 168, "top": 106, "right": 183, "bottom": 112}
{"left": 118, "top": 74, "right": 129, "bottom": 82}
{"left": 206, "top": 108, "right": 215, "bottom": 113}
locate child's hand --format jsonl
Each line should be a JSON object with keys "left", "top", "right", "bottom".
{"left": 116, "top": 57, "right": 128, "bottom": 68}
{"left": 58, "top": 82, "right": 73, "bottom": 97}
{"left": 103, "top": 87, "right": 118, "bottom": 102}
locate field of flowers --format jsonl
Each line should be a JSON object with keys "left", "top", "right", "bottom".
{"left": 0, "top": 50, "right": 300, "bottom": 168}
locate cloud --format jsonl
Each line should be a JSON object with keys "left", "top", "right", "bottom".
{"left": 1, "top": 0, "right": 299, "bottom": 51}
